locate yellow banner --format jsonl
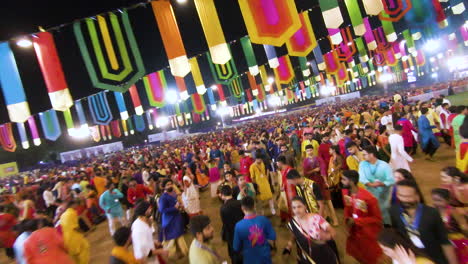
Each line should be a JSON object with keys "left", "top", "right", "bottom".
{"left": 0, "top": 162, "right": 18, "bottom": 178}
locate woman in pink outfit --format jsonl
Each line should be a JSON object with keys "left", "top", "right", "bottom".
{"left": 397, "top": 112, "right": 418, "bottom": 155}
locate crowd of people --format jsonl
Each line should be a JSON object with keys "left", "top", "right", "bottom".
{"left": 0, "top": 85, "right": 467, "bottom": 264}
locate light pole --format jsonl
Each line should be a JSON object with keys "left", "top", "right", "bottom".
{"left": 217, "top": 107, "right": 229, "bottom": 128}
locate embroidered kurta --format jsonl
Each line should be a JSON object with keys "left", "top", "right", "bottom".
{"left": 99, "top": 189, "right": 124, "bottom": 218}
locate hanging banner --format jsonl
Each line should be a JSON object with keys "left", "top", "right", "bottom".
{"left": 286, "top": 11, "right": 317, "bottom": 57}
{"left": 175, "top": 77, "right": 189, "bottom": 101}
{"left": 100, "top": 125, "right": 108, "bottom": 141}
{"left": 364, "top": 18, "right": 377, "bottom": 50}
{"left": 263, "top": 45, "right": 279, "bottom": 68}
{"left": 39, "top": 110, "right": 62, "bottom": 141}
{"left": 113, "top": 92, "right": 129, "bottom": 120}
{"left": 110, "top": 120, "right": 122, "bottom": 138}
{"left": 189, "top": 58, "right": 207, "bottom": 94}
{"left": 90, "top": 126, "right": 101, "bottom": 142}
{"left": 127, "top": 117, "right": 135, "bottom": 134}
{"left": 191, "top": 93, "right": 207, "bottom": 114}
{"left": 129, "top": 85, "right": 143, "bottom": 115}
{"left": 379, "top": 0, "right": 412, "bottom": 22}
{"left": 144, "top": 71, "right": 167, "bottom": 108}
{"left": 299, "top": 57, "right": 311, "bottom": 78}
{"left": 450, "top": 0, "right": 466, "bottom": 15}
{"left": 73, "top": 10, "right": 146, "bottom": 91}
{"left": 194, "top": 0, "right": 231, "bottom": 64}
{"left": 17, "top": 122, "right": 29, "bottom": 149}
{"left": 325, "top": 51, "right": 340, "bottom": 74}
{"left": 0, "top": 123, "right": 16, "bottom": 152}
{"left": 238, "top": 0, "right": 301, "bottom": 47}
{"left": 380, "top": 12, "right": 397, "bottom": 42}
{"left": 146, "top": 110, "right": 154, "bottom": 130}
{"left": 333, "top": 28, "right": 356, "bottom": 62}
{"left": 121, "top": 119, "right": 128, "bottom": 136}
{"left": 207, "top": 86, "right": 216, "bottom": 106}
{"left": 313, "top": 46, "right": 326, "bottom": 71}
{"left": 432, "top": 0, "right": 448, "bottom": 28}
{"left": 273, "top": 55, "right": 295, "bottom": 84}
{"left": 404, "top": 0, "right": 435, "bottom": 36}
{"left": 208, "top": 49, "right": 238, "bottom": 85}
{"left": 0, "top": 43, "right": 31, "bottom": 123}
{"left": 356, "top": 37, "right": 369, "bottom": 62}
{"left": 151, "top": 0, "right": 190, "bottom": 77}
{"left": 240, "top": 36, "right": 259, "bottom": 76}
{"left": 63, "top": 109, "right": 75, "bottom": 135}
{"left": 229, "top": 77, "right": 244, "bottom": 98}
{"left": 33, "top": 32, "right": 74, "bottom": 111}
{"left": 345, "top": 0, "right": 365, "bottom": 36}
{"left": 319, "top": 0, "right": 343, "bottom": 29}
{"left": 362, "top": 0, "right": 384, "bottom": 15}
{"left": 415, "top": 50, "right": 426, "bottom": 66}
{"left": 28, "top": 116, "right": 41, "bottom": 146}
{"left": 403, "top": 29, "right": 416, "bottom": 54}
{"left": 88, "top": 92, "right": 113, "bottom": 125}
{"left": 328, "top": 28, "right": 343, "bottom": 45}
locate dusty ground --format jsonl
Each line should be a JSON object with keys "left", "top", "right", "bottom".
{"left": 0, "top": 142, "right": 458, "bottom": 264}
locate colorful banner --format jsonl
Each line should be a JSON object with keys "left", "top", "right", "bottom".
{"left": 194, "top": 0, "right": 231, "bottom": 65}
{"left": 88, "top": 92, "right": 113, "bottom": 125}
{"left": 151, "top": 0, "right": 190, "bottom": 77}
{"left": 90, "top": 125, "right": 101, "bottom": 142}
{"left": 379, "top": 0, "right": 412, "bottom": 22}
{"left": 129, "top": 85, "right": 143, "bottom": 115}
{"left": 273, "top": 55, "right": 295, "bottom": 84}
{"left": 63, "top": 108, "right": 75, "bottom": 135}
{"left": 364, "top": 18, "right": 377, "bottom": 50}
{"left": 229, "top": 77, "right": 244, "bottom": 98}
{"left": 208, "top": 49, "right": 238, "bottom": 85}
{"left": 191, "top": 93, "right": 207, "bottom": 114}
{"left": 0, "top": 43, "right": 31, "bottom": 123}
{"left": 313, "top": 45, "right": 326, "bottom": 71}
{"left": 238, "top": 0, "right": 301, "bottom": 46}
{"left": 286, "top": 11, "right": 317, "bottom": 57}
{"left": 73, "top": 10, "right": 146, "bottom": 91}
{"left": 0, "top": 123, "right": 16, "bottom": 152}
{"left": 345, "top": 0, "right": 365, "bottom": 36}
{"left": 28, "top": 116, "right": 41, "bottom": 146}
{"left": 33, "top": 32, "right": 74, "bottom": 111}
{"left": 39, "top": 110, "right": 62, "bottom": 141}
{"left": 133, "top": 114, "right": 146, "bottom": 132}
{"left": 380, "top": 12, "right": 397, "bottom": 42}
{"left": 110, "top": 120, "right": 121, "bottom": 138}
{"left": 189, "top": 57, "right": 207, "bottom": 94}
{"left": 17, "top": 122, "right": 29, "bottom": 149}
{"left": 113, "top": 92, "right": 129, "bottom": 120}
{"left": 319, "top": 0, "right": 343, "bottom": 29}
{"left": 325, "top": 51, "right": 340, "bottom": 74}
{"left": 143, "top": 71, "right": 167, "bottom": 108}
{"left": 175, "top": 77, "right": 189, "bottom": 100}
{"left": 362, "top": 0, "right": 384, "bottom": 15}
{"left": 240, "top": 36, "right": 259, "bottom": 76}
{"left": 263, "top": 45, "right": 279, "bottom": 68}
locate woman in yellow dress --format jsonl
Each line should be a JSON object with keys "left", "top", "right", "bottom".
{"left": 60, "top": 200, "right": 90, "bottom": 264}
{"left": 249, "top": 155, "right": 276, "bottom": 215}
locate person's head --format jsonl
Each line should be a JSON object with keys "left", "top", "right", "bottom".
{"left": 255, "top": 155, "right": 264, "bottom": 164}
{"left": 162, "top": 179, "right": 174, "bottom": 193}
{"left": 224, "top": 172, "right": 234, "bottom": 182}
{"left": 183, "top": 176, "right": 192, "bottom": 188}
{"left": 457, "top": 105, "right": 467, "bottom": 115}
{"left": 440, "top": 166, "right": 466, "bottom": 185}
{"left": 129, "top": 179, "right": 137, "bottom": 188}
{"left": 341, "top": 170, "right": 359, "bottom": 189}
{"left": 305, "top": 144, "right": 314, "bottom": 156}
{"left": 378, "top": 229, "right": 427, "bottom": 259}
{"left": 442, "top": 103, "right": 449, "bottom": 110}
{"left": 106, "top": 182, "right": 115, "bottom": 190}
{"left": 396, "top": 179, "right": 421, "bottom": 210}
{"left": 362, "top": 146, "right": 378, "bottom": 162}
{"left": 291, "top": 196, "right": 308, "bottom": 217}
{"left": 364, "top": 125, "right": 373, "bottom": 136}
{"left": 321, "top": 132, "right": 330, "bottom": 143}
{"left": 420, "top": 107, "right": 429, "bottom": 115}
{"left": 393, "top": 124, "right": 403, "bottom": 134}
{"left": 190, "top": 215, "right": 214, "bottom": 243}
{"left": 305, "top": 133, "right": 312, "bottom": 139}
{"left": 220, "top": 185, "right": 233, "bottom": 201}
{"left": 113, "top": 226, "right": 132, "bottom": 247}
{"left": 276, "top": 155, "right": 287, "bottom": 169}
{"left": 132, "top": 200, "right": 152, "bottom": 221}
{"left": 345, "top": 141, "right": 358, "bottom": 155}
{"left": 394, "top": 169, "right": 414, "bottom": 183}
{"left": 379, "top": 125, "right": 387, "bottom": 136}
{"left": 237, "top": 174, "right": 247, "bottom": 187}
{"left": 431, "top": 188, "right": 450, "bottom": 209}
{"left": 240, "top": 196, "right": 255, "bottom": 214}
{"left": 223, "top": 163, "right": 231, "bottom": 171}
{"left": 285, "top": 169, "right": 302, "bottom": 185}
{"left": 280, "top": 145, "right": 288, "bottom": 153}
{"left": 329, "top": 145, "right": 341, "bottom": 156}
{"left": 18, "top": 219, "right": 38, "bottom": 234}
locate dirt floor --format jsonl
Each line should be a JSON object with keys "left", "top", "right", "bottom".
{"left": 0, "top": 141, "right": 458, "bottom": 264}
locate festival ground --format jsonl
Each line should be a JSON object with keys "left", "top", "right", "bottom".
{"left": 0, "top": 142, "right": 457, "bottom": 264}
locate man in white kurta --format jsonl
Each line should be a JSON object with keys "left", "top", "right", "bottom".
{"left": 389, "top": 125, "right": 413, "bottom": 171}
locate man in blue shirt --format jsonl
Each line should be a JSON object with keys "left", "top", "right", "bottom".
{"left": 233, "top": 196, "right": 276, "bottom": 264}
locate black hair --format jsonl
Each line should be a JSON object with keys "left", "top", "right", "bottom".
{"left": 255, "top": 153, "right": 265, "bottom": 160}
{"left": 240, "top": 196, "right": 255, "bottom": 211}
{"left": 394, "top": 124, "right": 403, "bottom": 131}
{"left": 190, "top": 215, "right": 211, "bottom": 236}
{"left": 343, "top": 170, "right": 359, "bottom": 185}
{"left": 362, "top": 146, "right": 378, "bottom": 158}
{"left": 379, "top": 125, "right": 387, "bottom": 135}
{"left": 132, "top": 200, "right": 150, "bottom": 223}
{"left": 420, "top": 107, "right": 429, "bottom": 115}
{"left": 162, "top": 178, "right": 173, "bottom": 188}
{"left": 286, "top": 169, "right": 302, "bottom": 180}
{"left": 345, "top": 141, "right": 357, "bottom": 149}
{"left": 378, "top": 229, "right": 428, "bottom": 258}
{"left": 441, "top": 166, "right": 467, "bottom": 183}
{"left": 106, "top": 182, "right": 114, "bottom": 189}
{"left": 291, "top": 196, "right": 307, "bottom": 206}
{"left": 396, "top": 179, "right": 420, "bottom": 196}
{"left": 239, "top": 149, "right": 245, "bottom": 155}
{"left": 276, "top": 155, "right": 287, "bottom": 164}
{"left": 17, "top": 219, "right": 38, "bottom": 234}
{"left": 305, "top": 144, "right": 314, "bottom": 150}
{"left": 113, "top": 226, "right": 131, "bottom": 246}
{"left": 220, "top": 185, "right": 233, "bottom": 196}
{"left": 431, "top": 188, "right": 450, "bottom": 201}
{"left": 461, "top": 116, "right": 468, "bottom": 139}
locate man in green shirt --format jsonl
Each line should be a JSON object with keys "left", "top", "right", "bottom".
{"left": 188, "top": 215, "right": 226, "bottom": 264}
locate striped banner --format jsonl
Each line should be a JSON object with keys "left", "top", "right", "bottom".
{"left": 113, "top": 92, "right": 129, "bottom": 120}
{"left": 144, "top": 71, "right": 167, "bottom": 108}
{"left": 0, "top": 123, "right": 16, "bottom": 152}
{"left": 39, "top": 110, "right": 62, "bottom": 141}
{"left": 28, "top": 116, "right": 41, "bottom": 146}
{"left": 88, "top": 92, "right": 113, "bottom": 125}
{"left": 133, "top": 114, "right": 146, "bottom": 132}
{"left": 129, "top": 85, "right": 143, "bottom": 115}
{"left": 17, "top": 122, "right": 29, "bottom": 149}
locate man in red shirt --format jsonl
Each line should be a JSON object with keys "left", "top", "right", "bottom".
{"left": 318, "top": 132, "right": 332, "bottom": 173}
{"left": 239, "top": 150, "right": 254, "bottom": 182}
{"left": 126, "top": 179, "right": 153, "bottom": 206}
{"left": 0, "top": 205, "right": 17, "bottom": 259}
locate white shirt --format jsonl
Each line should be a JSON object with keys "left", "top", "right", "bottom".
{"left": 132, "top": 218, "right": 156, "bottom": 261}
{"left": 389, "top": 133, "right": 413, "bottom": 171}
{"left": 381, "top": 115, "right": 393, "bottom": 132}
{"left": 43, "top": 190, "right": 55, "bottom": 207}
{"left": 182, "top": 186, "right": 201, "bottom": 215}
{"left": 142, "top": 170, "right": 150, "bottom": 186}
